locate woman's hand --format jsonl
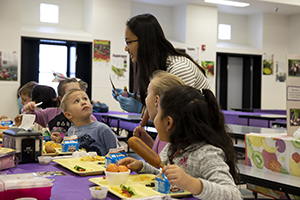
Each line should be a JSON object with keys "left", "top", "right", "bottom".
{"left": 111, "top": 88, "right": 123, "bottom": 101}
{"left": 23, "top": 102, "right": 36, "bottom": 113}
{"left": 133, "top": 126, "right": 154, "bottom": 148}
{"left": 162, "top": 164, "right": 203, "bottom": 195}
{"left": 51, "top": 132, "right": 63, "bottom": 143}
{"left": 116, "top": 96, "right": 143, "bottom": 113}
{"left": 118, "top": 157, "right": 143, "bottom": 172}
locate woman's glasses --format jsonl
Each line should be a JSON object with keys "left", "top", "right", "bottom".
{"left": 125, "top": 39, "right": 138, "bottom": 47}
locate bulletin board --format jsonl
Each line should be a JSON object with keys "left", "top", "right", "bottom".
{"left": 286, "top": 54, "right": 300, "bottom": 135}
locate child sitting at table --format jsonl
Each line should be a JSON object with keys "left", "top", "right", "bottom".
{"left": 22, "top": 78, "right": 97, "bottom": 142}
{"left": 119, "top": 85, "right": 242, "bottom": 200}
{"left": 15, "top": 81, "right": 39, "bottom": 126}
{"left": 60, "top": 88, "right": 121, "bottom": 156}
{"left": 133, "top": 70, "right": 185, "bottom": 154}
{"left": 31, "top": 85, "right": 60, "bottom": 109}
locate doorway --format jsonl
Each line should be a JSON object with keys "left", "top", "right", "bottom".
{"left": 216, "top": 53, "right": 262, "bottom": 110}
{"left": 21, "top": 37, "right": 92, "bottom": 98}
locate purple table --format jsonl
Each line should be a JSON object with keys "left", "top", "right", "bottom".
{"left": 253, "top": 109, "right": 286, "bottom": 115}
{"left": 93, "top": 111, "right": 141, "bottom": 132}
{"left": 3, "top": 162, "right": 194, "bottom": 200}
{"left": 222, "top": 110, "right": 286, "bottom": 128}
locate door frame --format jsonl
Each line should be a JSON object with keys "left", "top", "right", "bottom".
{"left": 216, "top": 52, "right": 262, "bottom": 110}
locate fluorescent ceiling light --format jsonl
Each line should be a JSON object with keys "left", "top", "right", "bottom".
{"left": 204, "top": 0, "right": 250, "bottom": 7}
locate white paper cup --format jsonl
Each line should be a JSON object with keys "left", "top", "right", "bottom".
{"left": 105, "top": 170, "right": 130, "bottom": 185}
{"left": 89, "top": 186, "right": 108, "bottom": 199}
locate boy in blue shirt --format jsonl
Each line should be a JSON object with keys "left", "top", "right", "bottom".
{"left": 59, "top": 88, "right": 121, "bottom": 156}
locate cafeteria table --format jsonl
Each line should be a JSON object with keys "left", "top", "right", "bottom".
{"left": 93, "top": 111, "right": 141, "bottom": 133}
{"left": 238, "top": 164, "right": 300, "bottom": 199}
{"left": 4, "top": 161, "right": 194, "bottom": 200}
{"left": 227, "top": 124, "right": 287, "bottom": 142}
{"left": 238, "top": 114, "right": 287, "bottom": 128}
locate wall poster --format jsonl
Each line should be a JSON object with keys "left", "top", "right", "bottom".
{"left": 93, "top": 40, "right": 110, "bottom": 67}
{"left": 0, "top": 51, "right": 18, "bottom": 81}
{"left": 286, "top": 55, "right": 300, "bottom": 135}
{"left": 263, "top": 53, "right": 274, "bottom": 75}
{"left": 201, "top": 61, "right": 214, "bottom": 77}
{"left": 111, "top": 54, "right": 128, "bottom": 79}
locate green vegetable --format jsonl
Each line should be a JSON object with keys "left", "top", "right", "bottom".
{"left": 120, "top": 184, "right": 137, "bottom": 196}
{"left": 74, "top": 165, "right": 86, "bottom": 171}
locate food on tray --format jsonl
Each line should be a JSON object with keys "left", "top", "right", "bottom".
{"left": 145, "top": 183, "right": 155, "bottom": 187}
{"left": 45, "top": 141, "right": 61, "bottom": 148}
{"left": 111, "top": 184, "right": 137, "bottom": 198}
{"left": 118, "top": 165, "right": 129, "bottom": 172}
{"left": 128, "top": 137, "right": 163, "bottom": 168}
{"left": 45, "top": 145, "right": 56, "bottom": 153}
{"left": 106, "top": 163, "right": 119, "bottom": 172}
{"left": 0, "top": 125, "right": 9, "bottom": 129}
{"left": 106, "top": 163, "right": 129, "bottom": 172}
{"left": 95, "top": 186, "right": 101, "bottom": 190}
{"left": 74, "top": 165, "right": 86, "bottom": 172}
{"left": 80, "top": 155, "right": 105, "bottom": 162}
{"left": 131, "top": 175, "right": 155, "bottom": 182}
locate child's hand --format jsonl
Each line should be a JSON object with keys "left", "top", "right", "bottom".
{"left": 118, "top": 157, "right": 143, "bottom": 172}
{"left": 162, "top": 164, "right": 203, "bottom": 195}
{"left": 51, "top": 132, "right": 62, "bottom": 143}
{"left": 133, "top": 126, "right": 154, "bottom": 148}
{"left": 23, "top": 102, "right": 36, "bottom": 113}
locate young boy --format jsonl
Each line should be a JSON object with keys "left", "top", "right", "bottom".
{"left": 22, "top": 78, "right": 97, "bottom": 141}
{"left": 15, "top": 81, "right": 38, "bottom": 125}
{"left": 60, "top": 88, "right": 121, "bottom": 156}
{"left": 18, "top": 81, "right": 38, "bottom": 106}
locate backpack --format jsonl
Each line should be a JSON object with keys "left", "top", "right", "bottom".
{"left": 92, "top": 102, "right": 109, "bottom": 113}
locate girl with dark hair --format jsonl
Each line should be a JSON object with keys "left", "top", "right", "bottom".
{"left": 112, "top": 13, "right": 210, "bottom": 113}
{"left": 119, "top": 85, "right": 242, "bottom": 200}
{"left": 31, "top": 85, "right": 60, "bottom": 109}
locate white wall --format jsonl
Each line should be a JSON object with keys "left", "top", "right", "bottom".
{"left": 91, "top": 0, "right": 131, "bottom": 112}
{"left": 248, "top": 14, "right": 263, "bottom": 49}
{"left": 218, "top": 13, "right": 248, "bottom": 45}
{"left": 261, "top": 13, "right": 288, "bottom": 109}
{"left": 0, "top": 0, "right": 22, "bottom": 119}
{"left": 216, "top": 12, "right": 288, "bottom": 109}
{"left": 186, "top": 4, "right": 217, "bottom": 93}
{"left": 131, "top": 2, "right": 174, "bottom": 40}
{"left": 173, "top": 4, "right": 186, "bottom": 43}
{"left": 288, "top": 14, "right": 300, "bottom": 54}
{"left": 22, "top": 0, "right": 83, "bottom": 29}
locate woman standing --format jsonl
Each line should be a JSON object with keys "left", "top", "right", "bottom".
{"left": 112, "top": 13, "right": 210, "bottom": 113}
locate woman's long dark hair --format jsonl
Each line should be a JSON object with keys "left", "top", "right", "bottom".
{"left": 159, "top": 85, "right": 238, "bottom": 183}
{"left": 126, "top": 13, "right": 205, "bottom": 105}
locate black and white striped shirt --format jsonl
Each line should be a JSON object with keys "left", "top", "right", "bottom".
{"left": 166, "top": 55, "right": 210, "bottom": 90}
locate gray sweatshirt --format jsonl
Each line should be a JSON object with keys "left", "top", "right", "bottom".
{"left": 139, "top": 142, "right": 243, "bottom": 200}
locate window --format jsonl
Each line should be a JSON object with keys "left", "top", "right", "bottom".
{"left": 39, "top": 39, "right": 76, "bottom": 93}
{"left": 39, "top": 44, "right": 67, "bottom": 92}
{"left": 218, "top": 24, "right": 231, "bottom": 40}
{"left": 21, "top": 37, "right": 93, "bottom": 98}
{"left": 40, "top": 3, "right": 59, "bottom": 23}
